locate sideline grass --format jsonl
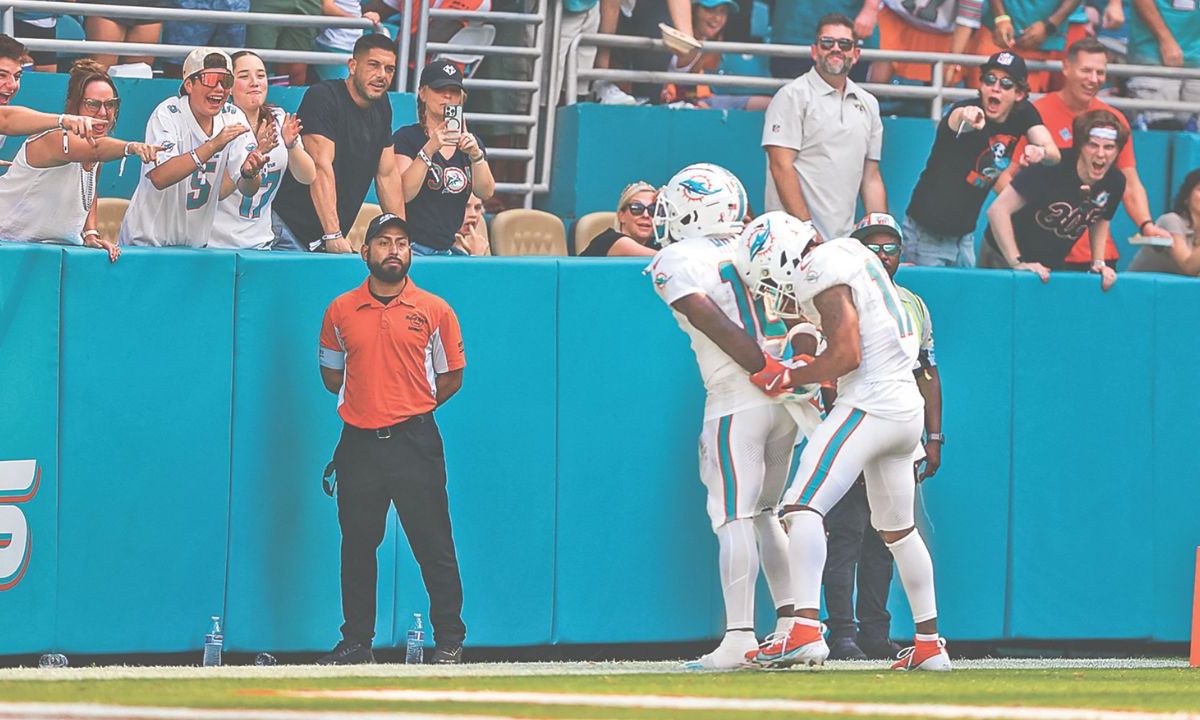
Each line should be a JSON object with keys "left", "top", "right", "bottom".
{"left": 0, "top": 668, "right": 1198, "bottom": 719}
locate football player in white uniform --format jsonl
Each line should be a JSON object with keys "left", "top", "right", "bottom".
{"left": 736, "top": 214, "right": 951, "bottom": 672}
{"left": 120, "top": 47, "right": 274, "bottom": 248}
{"left": 647, "top": 164, "right": 802, "bottom": 670}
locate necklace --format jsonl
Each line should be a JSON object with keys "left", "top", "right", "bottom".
{"left": 79, "top": 162, "right": 96, "bottom": 212}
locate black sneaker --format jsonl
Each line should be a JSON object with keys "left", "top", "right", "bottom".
{"left": 429, "top": 643, "right": 463, "bottom": 664}
{"left": 858, "top": 635, "right": 903, "bottom": 661}
{"left": 827, "top": 635, "right": 868, "bottom": 660}
{"left": 316, "top": 640, "right": 374, "bottom": 665}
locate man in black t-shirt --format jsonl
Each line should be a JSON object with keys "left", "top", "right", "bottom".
{"left": 903, "top": 52, "right": 1059, "bottom": 268}
{"left": 981, "top": 109, "right": 1126, "bottom": 291}
{"left": 272, "top": 33, "right": 404, "bottom": 253}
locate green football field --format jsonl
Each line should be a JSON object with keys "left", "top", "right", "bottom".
{"left": 0, "top": 660, "right": 1198, "bottom": 719}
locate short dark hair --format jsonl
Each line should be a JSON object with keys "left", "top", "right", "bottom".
{"left": 0, "top": 33, "right": 26, "bottom": 64}
{"left": 353, "top": 32, "right": 397, "bottom": 59}
{"left": 1172, "top": 168, "right": 1200, "bottom": 225}
{"left": 1072, "top": 108, "right": 1129, "bottom": 151}
{"left": 814, "top": 13, "right": 856, "bottom": 42}
{"left": 1065, "top": 37, "right": 1107, "bottom": 62}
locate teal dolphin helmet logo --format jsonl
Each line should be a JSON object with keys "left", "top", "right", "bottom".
{"left": 748, "top": 221, "right": 771, "bottom": 261}
{"left": 679, "top": 176, "right": 717, "bottom": 198}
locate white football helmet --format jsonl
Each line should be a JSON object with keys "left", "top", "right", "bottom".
{"left": 733, "top": 211, "right": 817, "bottom": 320}
{"left": 653, "top": 163, "right": 748, "bottom": 246}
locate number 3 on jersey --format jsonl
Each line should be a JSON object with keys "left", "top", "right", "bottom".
{"left": 185, "top": 160, "right": 218, "bottom": 210}
{"left": 718, "top": 262, "right": 786, "bottom": 342}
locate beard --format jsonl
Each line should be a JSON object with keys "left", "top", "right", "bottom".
{"left": 368, "top": 256, "right": 410, "bottom": 283}
{"left": 818, "top": 54, "right": 850, "bottom": 77}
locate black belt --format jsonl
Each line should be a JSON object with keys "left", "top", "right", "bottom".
{"left": 346, "top": 412, "right": 431, "bottom": 440}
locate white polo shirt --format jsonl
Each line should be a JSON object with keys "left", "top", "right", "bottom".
{"left": 761, "top": 70, "right": 883, "bottom": 241}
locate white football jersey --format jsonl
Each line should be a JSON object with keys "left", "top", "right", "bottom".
{"left": 792, "top": 238, "right": 923, "bottom": 421}
{"left": 649, "top": 236, "right": 788, "bottom": 420}
{"left": 211, "top": 107, "right": 295, "bottom": 250}
{"left": 119, "top": 98, "right": 254, "bottom": 248}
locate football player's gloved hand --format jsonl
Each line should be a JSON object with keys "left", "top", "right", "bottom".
{"left": 750, "top": 354, "right": 792, "bottom": 397}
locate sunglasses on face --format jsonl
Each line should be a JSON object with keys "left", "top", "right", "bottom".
{"left": 981, "top": 73, "right": 1017, "bottom": 90}
{"left": 866, "top": 242, "right": 901, "bottom": 256}
{"left": 817, "top": 36, "right": 855, "bottom": 52}
{"left": 80, "top": 98, "right": 120, "bottom": 113}
{"left": 193, "top": 71, "right": 234, "bottom": 90}
{"left": 623, "top": 201, "right": 654, "bottom": 217}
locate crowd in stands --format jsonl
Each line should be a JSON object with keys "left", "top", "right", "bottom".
{"left": 0, "top": 1, "right": 1196, "bottom": 276}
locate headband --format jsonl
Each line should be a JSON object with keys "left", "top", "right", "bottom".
{"left": 1089, "top": 126, "right": 1119, "bottom": 141}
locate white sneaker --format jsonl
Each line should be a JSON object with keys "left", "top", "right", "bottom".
{"left": 594, "top": 81, "right": 640, "bottom": 105}
{"left": 682, "top": 631, "right": 757, "bottom": 670}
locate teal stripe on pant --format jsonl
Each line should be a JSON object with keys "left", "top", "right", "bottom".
{"left": 797, "top": 409, "right": 866, "bottom": 507}
{"left": 717, "top": 415, "right": 737, "bottom": 522}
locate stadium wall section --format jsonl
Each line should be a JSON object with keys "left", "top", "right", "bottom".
{"left": 0, "top": 244, "right": 1198, "bottom": 654}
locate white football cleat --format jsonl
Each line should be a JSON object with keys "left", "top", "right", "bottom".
{"left": 682, "top": 631, "right": 757, "bottom": 671}
{"left": 749, "top": 620, "right": 829, "bottom": 669}
{"left": 891, "top": 637, "right": 952, "bottom": 672}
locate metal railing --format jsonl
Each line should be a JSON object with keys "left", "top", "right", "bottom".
{"left": 1, "top": 0, "right": 377, "bottom": 66}
{"left": 565, "top": 34, "right": 1200, "bottom": 120}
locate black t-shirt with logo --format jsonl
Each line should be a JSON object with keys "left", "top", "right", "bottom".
{"left": 274, "top": 80, "right": 393, "bottom": 247}
{"left": 907, "top": 98, "right": 1043, "bottom": 236}
{"left": 984, "top": 148, "right": 1126, "bottom": 269}
{"left": 392, "top": 123, "right": 487, "bottom": 251}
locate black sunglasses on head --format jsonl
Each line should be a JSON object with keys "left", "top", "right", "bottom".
{"left": 817, "top": 36, "right": 856, "bottom": 52}
{"left": 866, "top": 242, "right": 901, "bottom": 256}
{"left": 623, "top": 201, "right": 654, "bottom": 217}
{"left": 981, "top": 72, "right": 1017, "bottom": 90}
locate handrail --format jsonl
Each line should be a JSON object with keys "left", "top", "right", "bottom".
{"left": 16, "top": 38, "right": 352, "bottom": 65}
{"left": 564, "top": 33, "right": 1200, "bottom": 119}
{"left": 0, "top": 0, "right": 375, "bottom": 29}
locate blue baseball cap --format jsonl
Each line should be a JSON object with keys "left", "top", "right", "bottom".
{"left": 693, "top": 0, "right": 739, "bottom": 12}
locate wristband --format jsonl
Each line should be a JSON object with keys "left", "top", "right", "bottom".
{"left": 1139, "top": 219, "right": 1154, "bottom": 234}
{"left": 240, "top": 165, "right": 260, "bottom": 180}
{"left": 470, "top": 153, "right": 486, "bottom": 164}
{"left": 926, "top": 433, "right": 945, "bottom": 445}
{"left": 417, "top": 150, "right": 434, "bottom": 168}
{"left": 82, "top": 229, "right": 101, "bottom": 240}
{"left": 123, "top": 142, "right": 134, "bottom": 156}
{"left": 57, "top": 113, "right": 66, "bottom": 130}
{"left": 1043, "top": 19, "right": 1058, "bottom": 34}
{"left": 321, "top": 231, "right": 344, "bottom": 241}
{"left": 993, "top": 14, "right": 1011, "bottom": 24}
{"left": 190, "top": 150, "right": 205, "bottom": 171}
{"left": 285, "top": 137, "right": 298, "bottom": 150}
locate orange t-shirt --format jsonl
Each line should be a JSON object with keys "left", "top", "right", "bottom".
{"left": 1014, "top": 93, "right": 1135, "bottom": 262}
{"left": 319, "top": 278, "right": 465, "bottom": 429}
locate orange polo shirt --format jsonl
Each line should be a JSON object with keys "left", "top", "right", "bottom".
{"left": 1014, "top": 93, "right": 1135, "bottom": 263}
{"left": 319, "top": 278, "right": 465, "bottom": 429}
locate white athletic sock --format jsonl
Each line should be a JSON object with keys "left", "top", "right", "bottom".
{"left": 784, "top": 510, "right": 826, "bottom": 612}
{"left": 753, "top": 511, "right": 793, "bottom": 609}
{"left": 716, "top": 518, "right": 759, "bottom": 630}
{"left": 887, "top": 530, "right": 939, "bottom": 624}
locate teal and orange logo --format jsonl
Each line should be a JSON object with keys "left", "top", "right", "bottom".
{"left": 679, "top": 176, "right": 717, "bottom": 199}
{"left": 0, "top": 460, "right": 39, "bottom": 591}
{"left": 748, "top": 222, "right": 772, "bottom": 261}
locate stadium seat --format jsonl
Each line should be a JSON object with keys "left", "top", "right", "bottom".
{"left": 489, "top": 208, "right": 566, "bottom": 256}
{"left": 95, "top": 198, "right": 129, "bottom": 246}
{"left": 347, "top": 203, "right": 383, "bottom": 251}
{"left": 572, "top": 211, "right": 617, "bottom": 256}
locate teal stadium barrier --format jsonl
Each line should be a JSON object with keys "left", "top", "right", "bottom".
{"left": 1, "top": 243, "right": 1198, "bottom": 654}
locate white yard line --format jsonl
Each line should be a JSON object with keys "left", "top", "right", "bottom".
{"left": 0, "top": 704, "right": 518, "bottom": 720}
{"left": 284, "top": 689, "right": 1200, "bottom": 720}
{"left": 0, "top": 657, "right": 1187, "bottom": 682}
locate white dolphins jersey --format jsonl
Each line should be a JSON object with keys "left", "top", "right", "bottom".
{"left": 793, "top": 238, "right": 923, "bottom": 421}
{"left": 648, "top": 236, "right": 787, "bottom": 420}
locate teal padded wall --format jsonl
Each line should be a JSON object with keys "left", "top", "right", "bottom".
{"left": 0, "top": 244, "right": 61, "bottom": 653}
{"left": 54, "top": 248, "right": 237, "bottom": 652}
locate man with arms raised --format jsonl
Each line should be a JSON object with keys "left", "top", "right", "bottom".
{"left": 736, "top": 217, "right": 950, "bottom": 672}
{"left": 647, "top": 163, "right": 803, "bottom": 670}
{"left": 903, "top": 51, "right": 1058, "bottom": 267}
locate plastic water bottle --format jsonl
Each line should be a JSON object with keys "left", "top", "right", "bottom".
{"left": 203, "top": 616, "right": 223, "bottom": 667}
{"left": 405, "top": 613, "right": 424, "bottom": 664}
{"left": 38, "top": 653, "right": 68, "bottom": 669}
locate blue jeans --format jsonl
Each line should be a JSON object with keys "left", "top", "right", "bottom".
{"left": 411, "top": 242, "right": 467, "bottom": 256}
{"left": 163, "top": 0, "right": 249, "bottom": 48}
{"left": 901, "top": 214, "right": 976, "bottom": 268}
{"left": 270, "top": 211, "right": 306, "bottom": 252}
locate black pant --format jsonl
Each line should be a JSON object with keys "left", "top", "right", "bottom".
{"left": 822, "top": 479, "right": 893, "bottom": 642}
{"left": 333, "top": 413, "right": 465, "bottom": 647}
